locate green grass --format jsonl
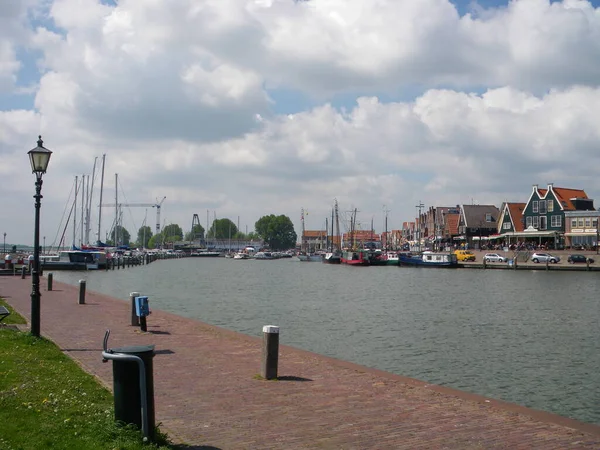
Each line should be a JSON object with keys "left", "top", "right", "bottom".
{"left": 0, "top": 301, "right": 177, "bottom": 449}
{"left": 0, "top": 298, "right": 27, "bottom": 325}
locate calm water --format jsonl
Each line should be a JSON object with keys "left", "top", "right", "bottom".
{"left": 53, "top": 258, "right": 600, "bottom": 425}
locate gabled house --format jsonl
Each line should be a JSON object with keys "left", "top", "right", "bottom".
{"left": 458, "top": 204, "right": 501, "bottom": 248}
{"left": 523, "top": 184, "right": 593, "bottom": 233}
{"left": 497, "top": 202, "right": 525, "bottom": 234}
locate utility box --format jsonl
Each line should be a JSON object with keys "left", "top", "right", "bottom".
{"left": 111, "top": 345, "right": 155, "bottom": 439}
{"left": 135, "top": 296, "right": 150, "bottom": 317}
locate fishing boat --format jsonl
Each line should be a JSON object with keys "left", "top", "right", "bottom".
{"left": 322, "top": 204, "right": 342, "bottom": 264}
{"left": 398, "top": 251, "right": 458, "bottom": 268}
{"left": 341, "top": 249, "right": 370, "bottom": 266}
{"left": 297, "top": 252, "right": 323, "bottom": 262}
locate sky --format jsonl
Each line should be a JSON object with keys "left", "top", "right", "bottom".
{"left": 3, "top": 0, "right": 600, "bottom": 247}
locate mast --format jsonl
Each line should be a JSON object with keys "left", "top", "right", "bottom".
{"left": 86, "top": 157, "right": 97, "bottom": 245}
{"left": 115, "top": 173, "right": 118, "bottom": 246}
{"left": 80, "top": 175, "right": 85, "bottom": 246}
{"left": 331, "top": 207, "right": 334, "bottom": 251}
{"left": 73, "top": 176, "right": 78, "bottom": 248}
{"left": 97, "top": 154, "right": 105, "bottom": 244}
{"left": 325, "top": 217, "right": 329, "bottom": 251}
{"left": 416, "top": 200, "right": 424, "bottom": 253}
{"left": 301, "top": 208, "right": 306, "bottom": 253}
{"left": 334, "top": 199, "right": 340, "bottom": 250}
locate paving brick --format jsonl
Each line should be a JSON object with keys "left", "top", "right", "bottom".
{"left": 1, "top": 275, "right": 599, "bottom": 449}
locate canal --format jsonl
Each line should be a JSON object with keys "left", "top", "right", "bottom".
{"left": 53, "top": 257, "right": 600, "bottom": 425}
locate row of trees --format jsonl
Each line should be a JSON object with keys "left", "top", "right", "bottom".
{"left": 107, "top": 215, "right": 298, "bottom": 250}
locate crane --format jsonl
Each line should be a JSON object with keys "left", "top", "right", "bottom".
{"left": 101, "top": 196, "right": 166, "bottom": 235}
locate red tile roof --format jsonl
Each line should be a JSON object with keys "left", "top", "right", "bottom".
{"left": 552, "top": 187, "right": 588, "bottom": 210}
{"left": 445, "top": 214, "right": 460, "bottom": 235}
{"left": 507, "top": 203, "right": 526, "bottom": 232}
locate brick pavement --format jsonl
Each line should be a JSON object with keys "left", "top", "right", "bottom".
{"left": 2, "top": 275, "right": 600, "bottom": 449}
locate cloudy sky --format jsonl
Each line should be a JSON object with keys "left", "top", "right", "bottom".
{"left": 2, "top": 0, "right": 600, "bottom": 247}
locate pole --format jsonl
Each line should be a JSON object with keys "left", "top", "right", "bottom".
{"left": 97, "top": 154, "right": 105, "bottom": 244}
{"left": 3, "top": 232, "right": 5, "bottom": 253}
{"left": 31, "top": 177, "right": 43, "bottom": 337}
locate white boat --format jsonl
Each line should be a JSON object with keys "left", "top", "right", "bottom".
{"left": 253, "top": 252, "right": 274, "bottom": 260}
{"left": 233, "top": 252, "right": 249, "bottom": 260}
{"left": 297, "top": 253, "right": 322, "bottom": 262}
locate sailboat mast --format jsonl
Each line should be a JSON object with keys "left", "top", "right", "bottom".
{"left": 97, "top": 154, "right": 105, "bottom": 244}
{"left": 115, "top": 173, "right": 118, "bottom": 246}
{"left": 331, "top": 208, "right": 334, "bottom": 251}
{"left": 334, "top": 199, "right": 340, "bottom": 249}
{"left": 80, "top": 175, "right": 85, "bottom": 246}
{"left": 301, "top": 208, "right": 306, "bottom": 253}
{"left": 73, "top": 176, "right": 78, "bottom": 248}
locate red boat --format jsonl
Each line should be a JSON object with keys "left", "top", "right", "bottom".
{"left": 341, "top": 250, "right": 370, "bottom": 266}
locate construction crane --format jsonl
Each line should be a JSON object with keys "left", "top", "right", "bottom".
{"left": 101, "top": 196, "right": 166, "bottom": 235}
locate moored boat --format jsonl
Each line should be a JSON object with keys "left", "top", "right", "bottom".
{"left": 341, "top": 250, "right": 370, "bottom": 266}
{"left": 398, "top": 251, "right": 458, "bottom": 268}
{"left": 323, "top": 251, "right": 342, "bottom": 264}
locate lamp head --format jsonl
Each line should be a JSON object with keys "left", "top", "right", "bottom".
{"left": 28, "top": 135, "right": 52, "bottom": 178}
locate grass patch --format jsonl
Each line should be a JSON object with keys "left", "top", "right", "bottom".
{"left": 0, "top": 298, "right": 26, "bottom": 325}
{"left": 0, "top": 322, "right": 176, "bottom": 449}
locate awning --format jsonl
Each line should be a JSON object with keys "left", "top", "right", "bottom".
{"left": 500, "top": 230, "right": 559, "bottom": 237}
{"left": 564, "top": 232, "right": 598, "bottom": 237}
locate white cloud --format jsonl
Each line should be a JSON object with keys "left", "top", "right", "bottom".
{"left": 4, "top": 0, "right": 600, "bottom": 245}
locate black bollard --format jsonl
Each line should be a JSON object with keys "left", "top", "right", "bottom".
{"left": 261, "top": 325, "right": 279, "bottom": 380}
{"left": 47, "top": 273, "right": 53, "bottom": 291}
{"left": 130, "top": 292, "right": 140, "bottom": 326}
{"left": 21, "top": 265, "right": 26, "bottom": 279}
{"left": 79, "top": 279, "right": 86, "bottom": 305}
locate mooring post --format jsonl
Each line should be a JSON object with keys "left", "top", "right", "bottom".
{"left": 261, "top": 325, "right": 279, "bottom": 380}
{"left": 78, "top": 279, "right": 86, "bottom": 305}
{"left": 130, "top": 291, "right": 140, "bottom": 326}
{"left": 482, "top": 258, "right": 486, "bottom": 270}
{"left": 21, "top": 265, "right": 26, "bottom": 279}
{"left": 47, "top": 272, "right": 53, "bottom": 291}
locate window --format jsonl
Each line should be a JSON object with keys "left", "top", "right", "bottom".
{"left": 578, "top": 218, "right": 584, "bottom": 227}
{"left": 485, "top": 213, "right": 492, "bottom": 222}
{"left": 539, "top": 200, "right": 546, "bottom": 214}
{"left": 503, "top": 222, "right": 511, "bottom": 230}
{"left": 585, "top": 218, "right": 591, "bottom": 228}
{"left": 526, "top": 217, "right": 532, "bottom": 228}
{"left": 532, "top": 201, "right": 539, "bottom": 213}
{"left": 571, "top": 219, "right": 577, "bottom": 228}
{"left": 594, "top": 219, "right": 598, "bottom": 228}
{"left": 551, "top": 215, "right": 562, "bottom": 228}
{"left": 548, "top": 200, "right": 554, "bottom": 212}
{"left": 539, "top": 216, "right": 547, "bottom": 230}
{"left": 533, "top": 216, "right": 539, "bottom": 228}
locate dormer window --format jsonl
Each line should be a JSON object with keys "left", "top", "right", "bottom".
{"left": 485, "top": 213, "right": 492, "bottom": 222}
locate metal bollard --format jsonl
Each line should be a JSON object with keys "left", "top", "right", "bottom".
{"left": 21, "top": 265, "right": 26, "bottom": 279}
{"left": 130, "top": 292, "right": 140, "bottom": 326}
{"left": 47, "top": 273, "right": 53, "bottom": 291}
{"left": 79, "top": 279, "right": 86, "bottom": 305}
{"left": 261, "top": 325, "right": 279, "bottom": 380}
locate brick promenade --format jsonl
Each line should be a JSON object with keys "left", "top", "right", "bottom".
{"left": 2, "top": 275, "right": 599, "bottom": 449}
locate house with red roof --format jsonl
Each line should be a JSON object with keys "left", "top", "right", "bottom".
{"left": 519, "top": 184, "right": 595, "bottom": 247}
{"left": 497, "top": 202, "right": 526, "bottom": 234}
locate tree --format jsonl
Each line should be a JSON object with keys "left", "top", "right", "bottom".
{"left": 184, "top": 224, "right": 205, "bottom": 241}
{"left": 207, "top": 218, "right": 238, "bottom": 239}
{"left": 147, "top": 235, "right": 158, "bottom": 249}
{"left": 136, "top": 226, "right": 153, "bottom": 248}
{"left": 162, "top": 223, "right": 183, "bottom": 243}
{"left": 255, "top": 215, "right": 297, "bottom": 250}
{"left": 110, "top": 225, "right": 131, "bottom": 246}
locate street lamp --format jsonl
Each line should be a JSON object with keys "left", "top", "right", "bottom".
{"left": 3, "top": 232, "right": 5, "bottom": 254}
{"left": 28, "top": 135, "right": 52, "bottom": 337}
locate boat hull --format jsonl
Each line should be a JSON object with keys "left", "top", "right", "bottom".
{"left": 398, "top": 252, "right": 458, "bottom": 268}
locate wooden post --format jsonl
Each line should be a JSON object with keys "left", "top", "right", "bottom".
{"left": 21, "top": 265, "right": 26, "bottom": 279}
{"left": 47, "top": 273, "right": 53, "bottom": 291}
{"left": 482, "top": 258, "right": 487, "bottom": 270}
{"left": 546, "top": 259, "right": 549, "bottom": 270}
{"left": 78, "top": 279, "right": 86, "bottom": 305}
{"left": 261, "top": 325, "right": 279, "bottom": 380}
{"left": 130, "top": 291, "right": 140, "bottom": 326}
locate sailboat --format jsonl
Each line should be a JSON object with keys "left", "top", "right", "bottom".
{"left": 323, "top": 202, "right": 341, "bottom": 264}
{"left": 297, "top": 208, "right": 322, "bottom": 261}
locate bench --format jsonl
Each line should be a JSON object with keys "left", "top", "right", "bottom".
{"left": 0, "top": 306, "right": 10, "bottom": 323}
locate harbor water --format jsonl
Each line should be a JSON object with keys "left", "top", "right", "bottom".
{"left": 52, "top": 258, "right": 600, "bottom": 425}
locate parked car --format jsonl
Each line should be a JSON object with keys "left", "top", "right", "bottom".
{"left": 484, "top": 253, "right": 507, "bottom": 263}
{"left": 530, "top": 252, "right": 560, "bottom": 263}
{"left": 567, "top": 254, "right": 594, "bottom": 264}
{"left": 454, "top": 250, "right": 476, "bottom": 262}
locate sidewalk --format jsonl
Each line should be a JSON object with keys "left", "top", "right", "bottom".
{"left": 2, "top": 275, "right": 599, "bottom": 449}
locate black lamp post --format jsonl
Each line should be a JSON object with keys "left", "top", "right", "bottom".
{"left": 28, "top": 135, "right": 52, "bottom": 337}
